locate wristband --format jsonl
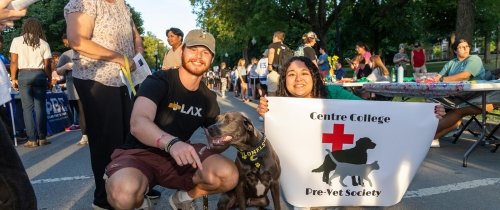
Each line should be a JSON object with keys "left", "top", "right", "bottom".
{"left": 155, "top": 133, "right": 167, "bottom": 149}
{"left": 165, "top": 137, "right": 181, "bottom": 153}
{"left": 439, "top": 76, "right": 444, "bottom": 82}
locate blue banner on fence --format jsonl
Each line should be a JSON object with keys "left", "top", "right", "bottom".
{"left": 45, "top": 92, "right": 71, "bottom": 135}
{"left": 9, "top": 92, "right": 72, "bottom": 136}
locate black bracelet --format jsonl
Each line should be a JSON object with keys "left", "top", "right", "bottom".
{"left": 165, "top": 137, "right": 181, "bottom": 153}
{"left": 439, "top": 76, "right": 444, "bottom": 82}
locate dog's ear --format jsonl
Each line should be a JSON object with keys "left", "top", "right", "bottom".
{"left": 242, "top": 116, "right": 254, "bottom": 132}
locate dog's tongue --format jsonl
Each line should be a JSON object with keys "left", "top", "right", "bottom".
{"left": 213, "top": 136, "right": 232, "bottom": 144}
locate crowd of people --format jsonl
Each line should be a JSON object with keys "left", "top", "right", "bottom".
{"left": 0, "top": 0, "right": 497, "bottom": 209}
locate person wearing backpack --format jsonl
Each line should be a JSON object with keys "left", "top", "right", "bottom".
{"left": 302, "top": 31, "right": 319, "bottom": 67}
{"left": 267, "top": 31, "right": 293, "bottom": 73}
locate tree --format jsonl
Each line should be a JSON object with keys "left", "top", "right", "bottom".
{"left": 455, "top": 0, "right": 475, "bottom": 43}
{"left": 1, "top": 0, "right": 144, "bottom": 56}
{"left": 475, "top": 0, "right": 500, "bottom": 62}
{"left": 142, "top": 32, "right": 167, "bottom": 70}
{"left": 190, "top": 0, "right": 352, "bottom": 63}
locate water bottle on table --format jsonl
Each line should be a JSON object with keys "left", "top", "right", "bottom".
{"left": 397, "top": 65, "right": 404, "bottom": 83}
{"left": 391, "top": 67, "right": 396, "bottom": 83}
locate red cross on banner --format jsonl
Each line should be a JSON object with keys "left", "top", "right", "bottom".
{"left": 322, "top": 124, "right": 354, "bottom": 151}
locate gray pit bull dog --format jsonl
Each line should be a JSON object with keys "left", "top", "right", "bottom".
{"left": 204, "top": 112, "right": 281, "bottom": 210}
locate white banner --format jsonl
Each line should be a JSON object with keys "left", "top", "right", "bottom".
{"left": 265, "top": 97, "right": 438, "bottom": 207}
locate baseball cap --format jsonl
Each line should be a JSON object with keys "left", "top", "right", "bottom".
{"left": 184, "top": 29, "right": 216, "bottom": 55}
{"left": 306, "top": 31, "right": 320, "bottom": 41}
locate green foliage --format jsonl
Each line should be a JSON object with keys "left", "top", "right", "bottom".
{"left": 475, "top": 0, "right": 500, "bottom": 35}
{"left": 1, "top": 0, "right": 144, "bottom": 58}
{"left": 190, "top": 0, "right": 344, "bottom": 65}
{"left": 142, "top": 32, "right": 167, "bottom": 70}
{"left": 432, "top": 45, "right": 442, "bottom": 58}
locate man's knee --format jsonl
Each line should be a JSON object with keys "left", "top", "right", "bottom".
{"left": 200, "top": 155, "right": 238, "bottom": 191}
{"left": 216, "top": 162, "right": 239, "bottom": 191}
{"left": 106, "top": 168, "right": 148, "bottom": 209}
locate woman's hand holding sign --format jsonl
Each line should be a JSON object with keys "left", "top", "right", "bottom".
{"left": 257, "top": 96, "right": 269, "bottom": 117}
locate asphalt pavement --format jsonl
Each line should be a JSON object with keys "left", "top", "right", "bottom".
{"left": 16, "top": 91, "right": 500, "bottom": 210}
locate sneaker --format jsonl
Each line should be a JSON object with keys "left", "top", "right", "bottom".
{"left": 23, "top": 140, "right": 39, "bottom": 148}
{"left": 65, "top": 124, "right": 81, "bottom": 131}
{"left": 169, "top": 191, "right": 194, "bottom": 210}
{"left": 77, "top": 135, "right": 89, "bottom": 145}
{"left": 38, "top": 139, "right": 51, "bottom": 146}
{"left": 431, "top": 139, "right": 440, "bottom": 148}
{"left": 146, "top": 189, "right": 161, "bottom": 199}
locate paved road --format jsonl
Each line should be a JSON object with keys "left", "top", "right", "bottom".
{"left": 17, "top": 93, "right": 500, "bottom": 210}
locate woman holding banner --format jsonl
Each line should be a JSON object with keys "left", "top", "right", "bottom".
{"left": 257, "top": 56, "right": 445, "bottom": 209}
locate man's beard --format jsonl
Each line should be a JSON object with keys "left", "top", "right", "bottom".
{"left": 182, "top": 58, "right": 209, "bottom": 76}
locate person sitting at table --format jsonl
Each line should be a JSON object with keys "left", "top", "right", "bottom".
{"left": 334, "top": 62, "right": 346, "bottom": 80}
{"left": 366, "top": 55, "right": 390, "bottom": 82}
{"left": 257, "top": 56, "right": 445, "bottom": 117}
{"left": 353, "top": 55, "right": 372, "bottom": 79}
{"left": 432, "top": 38, "right": 493, "bottom": 148}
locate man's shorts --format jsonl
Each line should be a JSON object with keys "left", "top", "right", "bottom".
{"left": 105, "top": 144, "right": 219, "bottom": 191}
{"left": 413, "top": 65, "right": 427, "bottom": 73}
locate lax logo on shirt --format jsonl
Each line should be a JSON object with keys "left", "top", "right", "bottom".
{"left": 168, "top": 102, "right": 203, "bottom": 117}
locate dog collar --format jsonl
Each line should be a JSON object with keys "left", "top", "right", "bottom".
{"left": 237, "top": 134, "right": 267, "bottom": 169}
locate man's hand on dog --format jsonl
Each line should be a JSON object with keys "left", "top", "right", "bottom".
{"left": 257, "top": 96, "right": 269, "bottom": 117}
{"left": 169, "top": 141, "right": 204, "bottom": 170}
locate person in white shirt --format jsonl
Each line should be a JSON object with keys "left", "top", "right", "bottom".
{"left": 161, "top": 27, "right": 183, "bottom": 70}
{"left": 257, "top": 50, "right": 269, "bottom": 98}
{"left": 247, "top": 57, "right": 259, "bottom": 100}
{"left": 9, "top": 17, "right": 52, "bottom": 148}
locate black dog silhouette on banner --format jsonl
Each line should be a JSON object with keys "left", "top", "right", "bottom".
{"left": 312, "top": 137, "right": 377, "bottom": 186}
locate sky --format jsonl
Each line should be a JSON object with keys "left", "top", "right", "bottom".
{"left": 126, "top": 0, "right": 198, "bottom": 45}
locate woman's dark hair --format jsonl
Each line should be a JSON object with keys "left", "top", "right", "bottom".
{"left": 452, "top": 38, "right": 469, "bottom": 51}
{"left": 21, "top": 17, "right": 46, "bottom": 49}
{"left": 277, "top": 56, "right": 326, "bottom": 98}
{"left": 356, "top": 41, "right": 370, "bottom": 52}
{"left": 166, "top": 27, "right": 184, "bottom": 41}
